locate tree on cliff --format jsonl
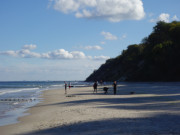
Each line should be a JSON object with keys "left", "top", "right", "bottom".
{"left": 86, "top": 21, "right": 180, "bottom": 82}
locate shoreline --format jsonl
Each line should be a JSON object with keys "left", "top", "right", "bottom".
{"left": 0, "top": 87, "right": 63, "bottom": 134}
{"left": 0, "top": 82, "right": 180, "bottom": 134}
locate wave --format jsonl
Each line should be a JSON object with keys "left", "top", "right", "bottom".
{"left": 51, "top": 84, "right": 64, "bottom": 87}
{"left": 0, "top": 88, "right": 40, "bottom": 95}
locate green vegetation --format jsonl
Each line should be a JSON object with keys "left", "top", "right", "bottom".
{"left": 86, "top": 21, "right": 180, "bottom": 82}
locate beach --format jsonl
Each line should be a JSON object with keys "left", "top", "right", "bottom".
{"left": 0, "top": 82, "right": 180, "bottom": 135}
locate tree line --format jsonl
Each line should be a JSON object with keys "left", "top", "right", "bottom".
{"left": 86, "top": 21, "right": 180, "bottom": 82}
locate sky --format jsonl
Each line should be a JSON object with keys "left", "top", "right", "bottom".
{"left": 0, "top": 0, "right": 179, "bottom": 81}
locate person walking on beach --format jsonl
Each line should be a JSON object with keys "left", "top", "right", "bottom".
{"left": 113, "top": 81, "right": 117, "bottom": 95}
{"left": 69, "top": 82, "right": 71, "bottom": 89}
{"left": 93, "top": 81, "right": 98, "bottom": 93}
{"left": 64, "top": 81, "right": 67, "bottom": 94}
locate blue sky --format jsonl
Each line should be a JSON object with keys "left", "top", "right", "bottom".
{"left": 0, "top": 0, "right": 179, "bottom": 81}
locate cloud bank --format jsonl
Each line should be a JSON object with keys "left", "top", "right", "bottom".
{"left": 0, "top": 45, "right": 109, "bottom": 60}
{"left": 52, "top": 0, "right": 145, "bottom": 22}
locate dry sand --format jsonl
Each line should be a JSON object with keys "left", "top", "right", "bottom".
{"left": 1, "top": 82, "right": 180, "bottom": 135}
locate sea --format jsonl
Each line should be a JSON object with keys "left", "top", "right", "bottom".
{"left": 0, "top": 81, "right": 91, "bottom": 126}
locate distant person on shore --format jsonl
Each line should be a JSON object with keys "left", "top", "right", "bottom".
{"left": 100, "top": 80, "right": 103, "bottom": 86}
{"left": 93, "top": 81, "right": 98, "bottom": 93}
{"left": 69, "top": 82, "right": 71, "bottom": 89}
{"left": 113, "top": 81, "right": 117, "bottom": 95}
{"left": 64, "top": 81, "right": 67, "bottom": 94}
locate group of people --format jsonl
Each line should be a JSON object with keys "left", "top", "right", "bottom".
{"left": 64, "top": 82, "right": 71, "bottom": 94}
{"left": 64, "top": 81, "right": 117, "bottom": 95}
{"left": 93, "top": 81, "right": 117, "bottom": 95}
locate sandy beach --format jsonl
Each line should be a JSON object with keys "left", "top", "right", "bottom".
{"left": 1, "top": 82, "right": 180, "bottom": 135}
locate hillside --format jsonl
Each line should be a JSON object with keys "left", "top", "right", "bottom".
{"left": 86, "top": 21, "right": 180, "bottom": 82}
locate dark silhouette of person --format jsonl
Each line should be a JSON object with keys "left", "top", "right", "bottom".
{"left": 93, "top": 81, "right": 98, "bottom": 93}
{"left": 64, "top": 81, "right": 67, "bottom": 94}
{"left": 113, "top": 81, "right": 117, "bottom": 95}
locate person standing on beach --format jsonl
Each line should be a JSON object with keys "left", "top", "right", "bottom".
{"left": 93, "top": 81, "right": 98, "bottom": 93}
{"left": 69, "top": 82, "right": 71, "bottom": 89}
{"left": 113, "top": 81, "right": 117, "bottom": 95}
{"left": 64, "top": 81, "right": 67, "bottom": 94}
{"left": 100, "top": 80, "right": 103, "bottom": 86}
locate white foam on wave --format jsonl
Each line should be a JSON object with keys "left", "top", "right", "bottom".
{"left": 13, "top": 102, "right": 19, "bottom": 105}
{"left": 51, "top": 84, "right": 64, "bottom": 87}
{"left": 0, "top": 87, "right": 40, "bottom": 95}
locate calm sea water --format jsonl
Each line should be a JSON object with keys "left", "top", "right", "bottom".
{"left": 0, "top": 81, "right": 91, "bottom": 126}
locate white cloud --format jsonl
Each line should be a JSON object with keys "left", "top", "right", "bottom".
{"left": 0, "top": 45, "right": 109, "bottom": 61}
{"left": 120, "top": 34, "right": 127, "bottom": 40}
{"left": 149, "top": 18, "right": 156, "bottom": 23}
{"left": 23, "top": 44, "right": 37, "bottom": 50}
{"left": 0, "top": 50, "right": 18, "bottom": 57}
{"left": 150, "top": 13, "right": 179, "bottom": 23}
{"left": 93, "top": 55, "right": 110, "bottom": 60}
{"left": 17, "top": 49, "right": 41, "bottom": 58}
{"left": 42, "top": 49, "right": 74, "bottom": 59}
{"left": 84, "top": 45, "right": 102, "bottom": 50}
{"left": 0, "top": 58, "right": 108, "bottom": 81}
{"left": 0, "top": 44, "right": 110, "bottom": 81}
{"left": 172, "top": 15, "right": 179, "bottom": 21}
{"left": 0, "top": 49, "right": 41, "bottom": 58}
{"left": 70, "top": 51, "right": 86, "bottom": 59}
{"left": 53, "top": 0, "right": 80, "bottom": 13}
{"left": 101, "top": 31, "right": 117, "bottom": 40}
{"left": 158, "top": 13, "right": 170, "bottom": 23}
{"left": 52, "top": 0, "right": 145, "bottom": 22}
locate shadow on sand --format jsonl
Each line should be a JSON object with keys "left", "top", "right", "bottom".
{"left": 25, "top": 82, "right": 180, "bottom": 135}
{"left": 34, "top": 82, "right": 180, "bottom": 111}
{"left": 24, "top": 114, "right": 180, "bottom": 135}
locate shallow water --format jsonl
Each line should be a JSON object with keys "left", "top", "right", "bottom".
{"left": 0, "top": 81, "right": 90, "bottom": 126}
